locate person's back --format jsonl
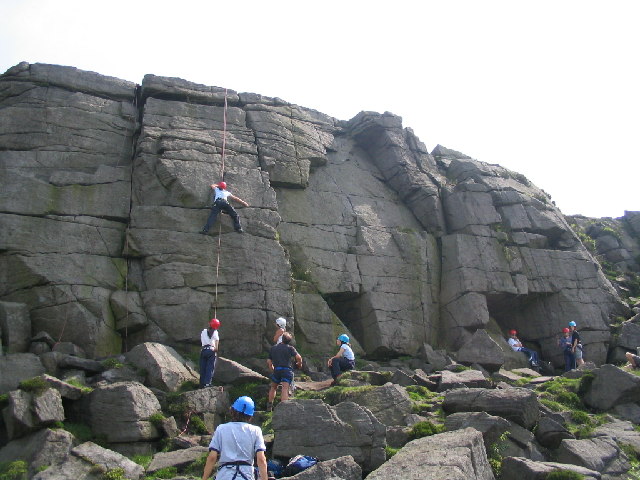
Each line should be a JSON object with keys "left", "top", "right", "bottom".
{"left": 269, "top": 342, "right": 297, "bottom": 368}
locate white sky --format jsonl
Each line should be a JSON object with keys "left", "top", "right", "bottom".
{"left": 1, "top": 0, "right": 638, "bottom": 219}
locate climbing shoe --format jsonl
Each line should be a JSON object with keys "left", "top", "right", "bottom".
{"left": 236, "top": 228, "right": 244, "bottom": 234}
{"left": 199, "top": 229, "right": 207, "bottom": 235}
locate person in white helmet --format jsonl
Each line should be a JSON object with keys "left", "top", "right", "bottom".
{"left": 273, "top": 317, "right": 287, "bottom": 345}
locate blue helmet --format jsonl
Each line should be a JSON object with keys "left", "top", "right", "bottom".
{"left": 338, "top": 334, "right": 350, "bottom": 343}
{"left": 231, "top": 396, "right": 255, "bottom": 416}
{"left": 568, "top": 321, "right": 577, "bottom": 327}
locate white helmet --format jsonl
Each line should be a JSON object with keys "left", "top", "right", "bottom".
{"left": 275, "top": 317, "right": 287, "bottom": 328}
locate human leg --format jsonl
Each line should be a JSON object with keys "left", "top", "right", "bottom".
{"left": 202, "top": 204, "right": 222, "bottom": 232}
{"left": 221, "top": 202, "right": 242, "bottom": 231}
{"left": 564, "top": 350, "right": 574, "bottom": 372}
{"left": 200, "top": 349, "right": 215, "bottom": 387}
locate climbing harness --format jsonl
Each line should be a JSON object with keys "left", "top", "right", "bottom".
{"left": 218, "top": 461, "right": 254, "bottom": 480}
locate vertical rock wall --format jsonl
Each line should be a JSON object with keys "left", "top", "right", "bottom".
{"left": 0, "top": 63, "right": 630, "bottom": 365}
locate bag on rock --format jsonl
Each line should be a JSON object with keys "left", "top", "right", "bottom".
{"left": 283, "top": 455, "right": 318, "bottom": 476}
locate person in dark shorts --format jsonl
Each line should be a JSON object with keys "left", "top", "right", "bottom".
{"left": 266, "top": 332, "right": 302, "bottom": 411}
{"left": 625, "top": 351, "right": 640, "bottom": 369}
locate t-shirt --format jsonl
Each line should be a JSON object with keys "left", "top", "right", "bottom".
{"left": 208, "top": 422, "right": 266, "bottom": 479}
{"left": 559, "top": 336, "right": 572, "bottom": 351}
{"left": 508, "top": 337, "right": 522, "bottom": 352}
{"left": 201, "top": 328, "right": 219, "bottom": 347}
{"left": 571, "top": 330, "right": 581, "bottom": 348}
{"left": 268, "top": 343, "right": 298, "bottom": 368}
{"left": 213, "top": 187, "right": 232, "bottom": 202}
{"left": 340, "top": 344, "right": 355, "bottom": 361}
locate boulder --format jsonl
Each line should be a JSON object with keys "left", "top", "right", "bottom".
{"left": 0, "top": 353, "right": 46, "bottom": 394}
{"left": 2, "top": 388, "right": 64, "bottom": 440}
{"left": 534, "top": 416, "right": 575, "bottom": 449}
{"left": 32, "top": 441, "right": 144, "bottom": 480}
{"left": 442, "top": 387, "right": 540, "bottom": 429}
{"left": 146, "top": 446, "right": 208, "bottom": 473}
{"left": 366, "top": 427, "right": 495, "bottom": 480}
{"left": 283, "top": 455, "right": 362, "bottom": 480}
{"left": 0, "top": 428, "right": 76, "bottom": 478}
{"left": 272, "top": 399, "right": 386, "bottom": 472}
{"left": 557, "top": 436, "right": 630, "bottom": 477}
{"left": 125, "top": 342, "right": 199, "bottom": 392}
{"left": 444, "top": 411, "right": 511, "bottom": 447}
{"left": 582, "top": 364, "right": 640, "bottom": 411}
{"left": 501, "top": 457, "right": 601, "bottom": 480}
{"left": 455, "top": 329, "right": 505, "bottom": 372}
{"left": 334, "top": 383, "right": 413, "bottom": 426}
{"left": 213, "top": 357, "right": 269, "bottom": 385}
{"left": 179, "top": 386, "right": 230, "bottom": 415}
{"left": 87, "top": 381, "right": 161, "bottom": 443}
{"left": 437, "top": 369, "right": 491, "bottom": 392}
{"left": 593, "top": 420, "right": 640, "bottom": 455}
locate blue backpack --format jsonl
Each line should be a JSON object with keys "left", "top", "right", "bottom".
{"left": 283, "top": 455, "right": 318, "bottom": 476}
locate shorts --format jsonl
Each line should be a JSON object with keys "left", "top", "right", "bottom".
{"left": 575, "top": 345, "right": 583, "bottom": 360}
{"left": 271, "top": 368, "right": 294, "bottom": 384}
{"left": 630, "top": 353, "right": 640, "bottom": 366}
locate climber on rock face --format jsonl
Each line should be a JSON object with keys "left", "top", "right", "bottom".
{"left": 200, "top": 181, "right": 249, "bottom": 234}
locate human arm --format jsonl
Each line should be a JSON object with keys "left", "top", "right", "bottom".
{"left": 327, "top": 346, "right": 344, "bottom": 366}
{"left": 256, "top": 450, "right": 268, "bottom": 480}
{"left": 201, "top": 450, "right": 218, "bottom": 480}
{"left": 273, "top": 327, "right": 284, "bottom": 344}
{"left": 267, "top": 358, "right": 274, "bottom": 372}
{"left": 294, "top": 353, "right": 303, "bottom": 370}
{"left": 229, "top": 194, "right": 249, "bottom": 207}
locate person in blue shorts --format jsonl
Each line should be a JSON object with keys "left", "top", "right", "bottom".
{"left": 266, "top": 332, "right": 302, "bottom": 411}
{"left": 201, "top": 396, "right": 267, "bottom": 480}
{"left": 328, "top": 334, "right": 355, "bottom": 385}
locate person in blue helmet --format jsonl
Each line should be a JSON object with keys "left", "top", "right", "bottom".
{"left": 569, "top": 321, "right": 584, "bottom": 369}
{"left": 201, "top": 396, "right": 268, "bottom": 480}
{"left": 327, "top": 334, "right": 355, "bottom": 386}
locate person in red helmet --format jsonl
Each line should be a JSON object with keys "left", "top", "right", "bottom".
{"left": 507, "top": 329, "right": 540, "bottom": 368}
{"left": 200, "top": 318, "right": 220, "bottom": 388}
{"left": 200, "top": 181, "right": 249, "bottom": 234}
{"left": 558, "top": 327, "right": 574, "bottom": 372}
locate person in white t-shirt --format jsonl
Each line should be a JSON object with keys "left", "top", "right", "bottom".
{"left": 200, "top": 318, "right": 220, "bottom": 388}
{"left": 200, "top": 181, "right": 249, "bottom": 234}
{"left": 507, "top": 329, "right": 540, "bottom": 368}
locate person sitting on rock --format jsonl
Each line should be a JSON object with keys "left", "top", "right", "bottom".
{"left": 201, "top": 396, "right": 268, "bottom": 480}
{"left": 266, "top": 332, "right": 302, "bottom": 411}
{"left": 200, "top": 181, "right": 248, "bottom": 235}
{"left": 507, "top": 329, "right": 540, "bottom": 368}
{"left": 328, "top": 334, "right": 356, "bottom": 385}
{"left": 624, "top": 351, "right": 640, "bottom": 369}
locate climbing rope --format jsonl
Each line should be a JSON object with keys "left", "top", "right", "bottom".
{"left": 212, "top": 89, "right": 229, "bottom": 318}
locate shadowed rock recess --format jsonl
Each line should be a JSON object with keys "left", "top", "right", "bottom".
{"left": 0, "top": 62, "right": 635, "bottom": 368}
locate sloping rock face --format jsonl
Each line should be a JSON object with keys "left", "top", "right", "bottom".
{"left": 0, "top": 62, "right": 629, "bottom": 364}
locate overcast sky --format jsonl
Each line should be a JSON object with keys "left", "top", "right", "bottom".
{"left": 1, "top": 0, "right": 638, "bottom": 219}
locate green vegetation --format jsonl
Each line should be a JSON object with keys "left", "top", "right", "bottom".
{"left": 102, "top": 358, "right": 125, "bottom": 369}
{"left": 101, "top": 468, "right": 127, "bottom": 480}
{"left": 0, "top": 394, "right": 8, "bottom": 409}
{"left": 545, "top": 470, "right": 585, "bottom": 479}
{"left": 143, "top": 466, "right": 177, "bottom": 479}
{"left": 295, "top": 384, "right": 376, "bottom": 406}
{"left": 576, "top": 231, "right": 596, "bottom": 252}
{"left": 261, "top": 411, "right": 274, "bottom": 436}
{"left": 0, "top": 461, "right": 28, "bottom": 480}
{"left": 621, "top": 443, "right": 640, "bottom": 479}
{"left": 408, "top": 421, "right": 445, "bottom": 439}
{"left": 291, "top": 262, "right": 312, "bottom": 282}
{"left": 189, "top": 414, "right": 209, "bottom": 435}
{"left": 65, "top": 378, "right": 93, "bottom": 394}
{"left": 487, "top": 431, "right": 510, "bottom": 478}
{"left": 131, "top": 455, "right": 152, "bottom": 469}
{"left": 149, "top": 412, "right": 166, "bottom": 429}
{"left": 385, "top": 445, "right": 400, "bottom": 459}
{"left": 18, "top": 377, "right": 48, "bottom": 395}
{"left": 182, "top": 453, "right": 209, "bottom": 476}
{"left": 62, "top": 421, "right": 94, "bottom": 442}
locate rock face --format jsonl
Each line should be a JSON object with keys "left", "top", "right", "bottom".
{"left": 0, "top": 62, "right": 631, "bottom": 367}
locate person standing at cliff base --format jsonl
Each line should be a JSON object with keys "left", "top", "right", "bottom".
{"left": 200, "top": 318, "right": 220, "bottom": 388}
{"left": 266, "top": 332, "right": 302, "bottom": 411}
{"left": 200, "top": 181, "right": 249, "bottom": 234}
{"left": 328, "top": 334, "right": 355, "bottom": 386}
{"left": 569, "top": 321, "right": 585, "bottom": 368}
{"left": 201, "top": 396, "right": 268, "bottom": 480}
{"left": 558, "top": 327, "right": 574, "bottom": 372}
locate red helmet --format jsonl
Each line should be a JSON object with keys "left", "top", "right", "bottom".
{"left": 218, "top": 181, "right": 227, "bottom": 190}
{"left": 509, "top": 329, "right": 517, "bottom": 335}
{"left": 562, "top": 327, "right": 570, "bottom": 333}
{"left": 209, "top": 318, "right": 220, "bottom": 329}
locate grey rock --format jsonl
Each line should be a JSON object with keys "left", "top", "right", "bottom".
{"left": 535, "top": 416, "right": 575, "bottom": 449}
{"left": 557, "top": 436, "right": 630, "bottom": 476}
{"left": 58, "top": 354, "right": 104, "bottom": 373}
{"left": 0, "top": 301, "right": 30, "bottom": 353}
{"left": 179, "top": 386, "right": 230, "bottom": 415}
{"left": 87, "top": 381, "right": 161, "bottom": 443}
{"left": 612, "top": 403, "right": 640, "bottom": 423}
{"left": 0, "top": 353, "right": 46, "bottom": 394}
{"left": 582, "top": 364, "right": 640, "bottom": 411}
{"left": 437, "top": 369, "right": 491, "bottom": 392}
{"left": 501, "top": 456, "right": 601, "bottom": 480}
{"left": 272, "top": 399, "right": 386, "bottom": 472}
{"left": 125, "top": 342, "right": 199, "bottom": 392}
{"left": 52, "top": 342, "right": 86, "bottom": 357}
{"left": 335, "top": 383, "right": 413, "bottom": 427}
{"left": 442, "top": 387, "right": 540, "bottom": 429}
{"left": 366, "top": 427, "right": 495, "bottom": 480}
{"left": 593, "top": 420, "right": 640, "bottom": 455}
{"left": 444, "top": 411, "right": 511, "bottom": 447}
{"left": 32, "top": 387, "right": 65, "bottom": 424}
{"left": 456, "top": 329, "right": 505, "bottom": 372}
{"left": 284, "top": 455, "right": 362, "bottom": 480}
{"left": 0, "top": 428, "right": 76, "bottom": 478}
{"left": 146, "top": 446, "right": 208, "bottom": 473}
{"left": 1, "top": 388, "right": 62, "bottom": 440}
{"left": 213, "top": 357, "right": 269, "bottom": 385}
